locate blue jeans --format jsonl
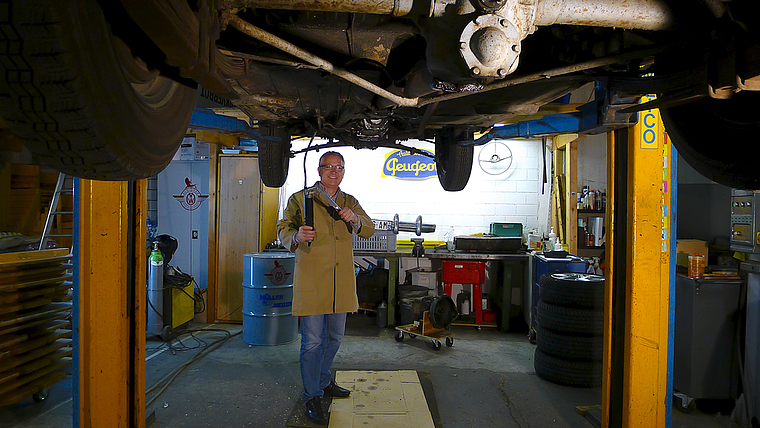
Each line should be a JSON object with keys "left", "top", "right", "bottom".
{"left": 300, "top": 312, "right": 347, "bottom": 402}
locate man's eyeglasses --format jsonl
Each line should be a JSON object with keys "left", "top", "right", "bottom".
{"left": 319, "top": 164, "right": 345, "bottom": 172}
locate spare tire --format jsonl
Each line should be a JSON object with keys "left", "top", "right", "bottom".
{"left": 539, "top": 273, "right": 605, "bottom": 308}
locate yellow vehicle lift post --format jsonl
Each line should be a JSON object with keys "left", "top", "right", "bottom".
{"left": 75, "top": 179, "right": 147, "bottom": 428}
{"left": 604, "top": 96, "right": 676, "bottom": 427}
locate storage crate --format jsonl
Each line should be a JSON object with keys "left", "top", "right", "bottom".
{"left": 353, "top": 230, "right": 397, "bottom": 251}
{"left": 442, "top": 260, "right": 485, "bottom": 284}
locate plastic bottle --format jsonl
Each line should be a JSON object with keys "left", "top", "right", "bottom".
{"left": 528, "top": 229, "right": 541, "bottom": 251}
{"left": 444, "top": 226, "right": 456, "bottom": 251}
{"left": 548, "top": 227, "right": 557, "bottom": 248}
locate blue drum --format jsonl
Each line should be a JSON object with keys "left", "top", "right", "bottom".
{"left": 242, "top": 252, "right": 298, "bottom": 345}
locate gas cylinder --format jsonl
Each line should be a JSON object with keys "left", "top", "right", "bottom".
{"left": 147, "top": 241, "right": 164, "bottom": 335}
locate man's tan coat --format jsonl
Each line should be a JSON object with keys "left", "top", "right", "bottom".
{"left": 277, "top": 186, "right": 375, "bottom": 316}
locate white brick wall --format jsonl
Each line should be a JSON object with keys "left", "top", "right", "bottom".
{"left": 281, "top": 138, "right": 551, "bottom": 242}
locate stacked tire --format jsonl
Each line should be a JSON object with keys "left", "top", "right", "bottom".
{"left": 534, "top": 273, "right": 605, "bottom": 388}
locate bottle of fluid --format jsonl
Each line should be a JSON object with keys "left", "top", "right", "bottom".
{"left": 548, "top": 227, "right": 557, "bottom": 249}
{"left": 147, "top": 242, "right": 164, "bottom": 335}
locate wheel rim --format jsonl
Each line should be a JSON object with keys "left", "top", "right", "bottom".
{"left": 550, "top": 273, "right": 604, "bottom": 282}
{"left": 114, "top": 36, "right": 181, "bottom": 110}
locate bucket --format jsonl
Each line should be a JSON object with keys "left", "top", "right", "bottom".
{"left": 242, "top": 252, "right": 298, "bottom": 345}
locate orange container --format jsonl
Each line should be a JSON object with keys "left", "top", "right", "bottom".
{"left": 688, "top": 254, "right": 705, "bottom": 278}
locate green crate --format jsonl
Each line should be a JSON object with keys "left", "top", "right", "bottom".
{"left": 489, "top": 223, "right": 522, "bottom": 237}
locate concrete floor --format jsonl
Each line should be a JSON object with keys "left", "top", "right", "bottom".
{"left": 0, "top": 314, "right": 741, "bottom": 428}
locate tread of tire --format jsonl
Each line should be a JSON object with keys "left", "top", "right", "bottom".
{"left": 536, "top": 300, "right": 604, "bottom": 335}
{"left": 539, "top": 273, "right": 604, "bottom": 308}
{"left": 0, "top": 0, "right": 194, "bottom": 179}
{"left": 535, "top": 325, "right": 603, "bottom": 361}
{"left": 534, "top": 348, "right": 602, "bottom": 388}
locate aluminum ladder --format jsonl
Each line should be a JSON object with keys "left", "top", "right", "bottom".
{"left": 38, "top": 173, "right": 74, "bottom": 251}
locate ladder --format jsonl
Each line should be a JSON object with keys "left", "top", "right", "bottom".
{"left": 38, "top": 173, "right": 75, "bottom": 251}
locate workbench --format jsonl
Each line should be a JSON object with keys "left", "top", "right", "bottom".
{"left": 354, "top": 248, "right": 530, "bottom": 331}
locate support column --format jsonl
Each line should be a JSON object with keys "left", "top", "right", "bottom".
{"left": 604, "top": 96, "right": 674, "bottom": 427}
{"left": 74, "top": 180, "right": 147, "bottom": 428}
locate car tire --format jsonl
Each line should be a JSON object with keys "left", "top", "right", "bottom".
{"left": 258, "top": 120, "right": 291, "bottom": 188}
{"left": 536, "top": 300, "right": 604, "bottom": 335}
{"left": 534, "top": 349, "right": 602, "bottom": 388}
{"left": 538, "top": 273, "right": 605, "bottom": 308}
{"left": 0, "top": 0, "right": 196, "bottom": 180}
{"left": 661, "top": 91, "right": 760, "bottom": 189}
{"left": 535, "top": 325, "right": 603, "bottom": 361}
{"left": 435, "top": 128, "right": 474, "bottom": 192}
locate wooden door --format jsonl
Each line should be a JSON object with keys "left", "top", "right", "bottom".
{"left": 215, "top": 155, "right": 261, "bottom": 322}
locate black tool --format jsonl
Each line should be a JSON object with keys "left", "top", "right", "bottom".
{"left": 305, "top": 190, "right": 314, "bottom": 246}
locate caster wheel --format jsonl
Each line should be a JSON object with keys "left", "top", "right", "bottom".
{"left": 430, "top": 340, "right": 442, "bottom": 351}
{"left": 528, "top": 328, "right": 537, "bottom": 344}
{"left": 160, "top": 325, "right": 172, "bottom": 342}
{"left": 33, "top": 388, "right": 50, "bottom": 403}
{"left": 476, "top": 326, "right": 482, "bottom": 331}
{"left": 409, "top": 334, "right": 417, "bottom": 339}
{"left": 673, "top": 393, "right": 695, "bottom": 414}
{"left": 445, "top": 337, "right": 454, "bottom": 347}
{"left": 395, "top": 331, "right": 404, "bottom": 342}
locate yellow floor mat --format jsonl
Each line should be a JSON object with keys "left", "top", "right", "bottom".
{"left": 329, "top": 370, "right": 435, "bottom": 428}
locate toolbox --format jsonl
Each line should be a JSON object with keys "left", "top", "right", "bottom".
{"left": 489, "top": 222, "right": 523, "bottom": 237}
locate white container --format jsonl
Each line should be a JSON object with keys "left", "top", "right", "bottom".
{"left": 528, "top": 232, "right": 542, "bottom": 251}
{"left": 588, "top": 217, "right": 604, "bottom": 246}
{"left": 406, "top": 267, "right": 439, "bottom": 290}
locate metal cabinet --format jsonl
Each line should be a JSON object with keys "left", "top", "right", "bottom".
{"left": 674, "top": 274, "right": 741, "bottom": 400}
{"left": 157, "top": 160, "right": 210, "bottom": 290}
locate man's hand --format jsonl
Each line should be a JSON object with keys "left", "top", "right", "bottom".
{"left": 339, "top": 207, "right": 359, "bottom": 224}
{"left": 297, "top": 225, "right": 315, "bottom": 243}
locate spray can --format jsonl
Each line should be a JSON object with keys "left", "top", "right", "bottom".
{"left": 147, "top": 241, "right": 164, "bottom": 335}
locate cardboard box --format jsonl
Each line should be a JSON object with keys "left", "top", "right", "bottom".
{"left": 676, "top": 239, "right": 709, "bottom": 268}
{"left": 405, "top": 267, "right": 439, "bottom": 290}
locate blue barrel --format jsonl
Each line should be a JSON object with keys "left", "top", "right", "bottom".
{"left": 242, "top": 252, "right": 298, "bottom": 345}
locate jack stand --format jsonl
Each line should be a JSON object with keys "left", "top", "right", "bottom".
{"left": 411, "top": 238, "right": 425, "bottom": 257}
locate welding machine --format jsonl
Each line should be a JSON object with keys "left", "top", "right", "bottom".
{"left": 147, "top": 234, "right": 196, "bottom": 341}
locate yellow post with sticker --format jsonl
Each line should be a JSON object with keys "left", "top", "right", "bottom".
{"left": 603, "top": 95, "right": 673, "bottom": 428}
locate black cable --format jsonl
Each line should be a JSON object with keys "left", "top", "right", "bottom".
{"left": 146, "top": 328, "right": 241, "bottom": 407}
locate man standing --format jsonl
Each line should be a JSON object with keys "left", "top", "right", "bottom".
{"left": 277, "top": 151, "right": 375, "bottom": 425}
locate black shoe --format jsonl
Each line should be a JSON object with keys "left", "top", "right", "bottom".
{"left": 323, "top": 381, "right": 351, "bottom": 398}
{"left": 304, "top": 396, "right": 328, "bottom": 425}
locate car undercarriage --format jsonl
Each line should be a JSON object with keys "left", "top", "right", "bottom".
{"left": 0, "top": 0, "right": 758, "bottom": 190}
